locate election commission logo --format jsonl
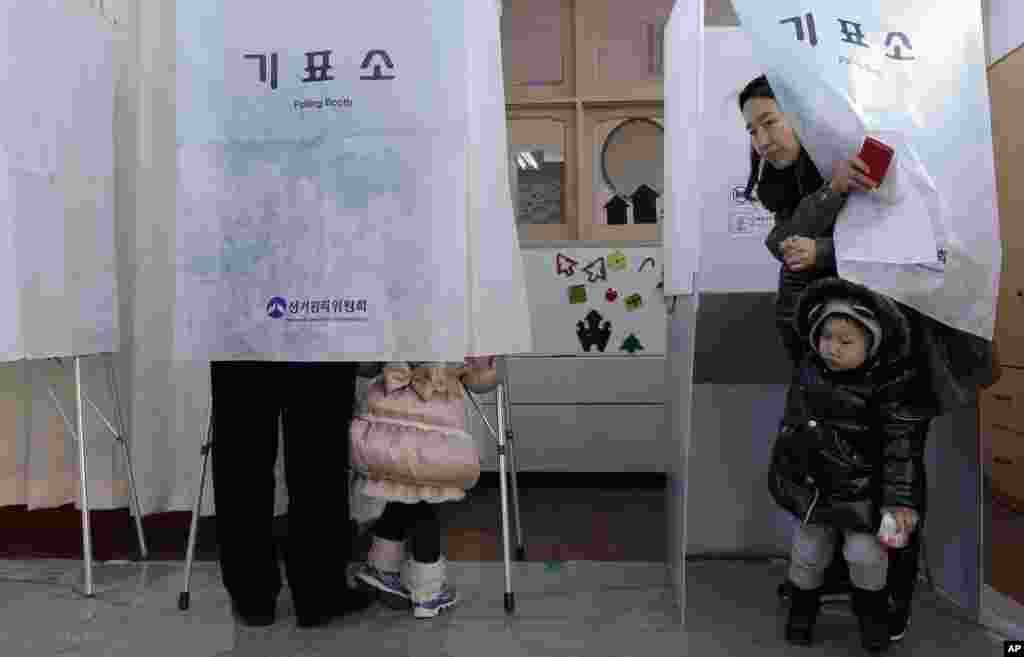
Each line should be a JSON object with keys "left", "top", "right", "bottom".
{"left": 267, "top": 297, "right": 287, "bottom": 319}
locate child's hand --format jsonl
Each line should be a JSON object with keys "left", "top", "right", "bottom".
{"left": 881, "top": 506, "right": 919, "bottom": 535}
{"left": 464, "top": 355, "right": 496, "bottom": 369}
{"left": 781, "top": 236, "right": 817, "bottom": 272}
{"left": 461, "top": 356, "right": 499, "bottom": 394}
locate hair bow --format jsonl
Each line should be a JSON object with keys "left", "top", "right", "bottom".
{"left": 381, "top": 362, "right": 466, "bottom": 402}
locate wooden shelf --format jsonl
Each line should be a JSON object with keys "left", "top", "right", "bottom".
{"left": 502, "top": 0, "right": 670, "bottom": 244}
{"left": 507, "top": 99, "right": 580, "bottom": 110}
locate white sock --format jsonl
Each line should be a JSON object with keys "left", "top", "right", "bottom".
{"left": 403, "top": 557, "right": 447, "bottom": 602}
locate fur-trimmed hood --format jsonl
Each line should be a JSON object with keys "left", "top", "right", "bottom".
{"left": 793, "top": 277, "right": 912, "bottom": 367}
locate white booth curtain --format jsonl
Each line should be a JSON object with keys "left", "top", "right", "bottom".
{"left": 0, "top": 0, "right": 131, "bottom": 512}
{"left": 0, "top": 0, "right": 265, "bottom": 515}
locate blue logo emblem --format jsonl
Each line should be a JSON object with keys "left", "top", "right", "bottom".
{"left": 267, "top": 297, "right": 287, "bottom": 319}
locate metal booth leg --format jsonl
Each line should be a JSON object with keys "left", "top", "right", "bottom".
{"left": 104, "top": 355, "right": 148, "bottom": 560}
{"left": 500, "top": 371, "right": 525, "bottom": 561}
{"left": 44, "top": 357, "right": 95, "bottom": 597}
{"left": 179, "top": 401, "right": 213, "bottom": 611}
{"left": 494, "top": 381, "right": 515, "bottom": 613}
{"left": 73, "top": 356, "right": 95, "bottom": 597}
{"left": 464, "top": 376, "right": 519, "bottom": 614}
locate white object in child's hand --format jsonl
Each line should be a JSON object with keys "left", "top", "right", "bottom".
{"left": 878, "top": 511, "right": 909, "bottom": 549}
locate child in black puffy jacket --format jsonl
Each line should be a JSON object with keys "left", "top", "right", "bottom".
{"left": 769, "top": 277, "right": 936, "bottom": 654}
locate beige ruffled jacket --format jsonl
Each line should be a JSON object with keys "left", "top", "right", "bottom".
{"left": 350, "top": 362, "right": 497, "bottom": 517}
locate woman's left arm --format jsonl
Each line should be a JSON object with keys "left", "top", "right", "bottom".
{"left": 776, "top": 184, "right": 847, "bottom": 272}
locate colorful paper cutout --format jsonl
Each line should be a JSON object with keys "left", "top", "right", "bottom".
{"left": 568, "top": 284, "right": 587, "bottom": 304}
{"left": 556, "top": 253, "right": 578, "bottom": 277}
{"left": 625, "top": 293, "right": 643, "bottom": 311}
{"left": 605, "top": 288, "right": 618, "bottom": 302}
{"left": 582, "top": 257, "right": 608, "bottom": 283}
{"left": 607, "top": 250, "right": 628, "bottom": 272}
{"left": 577, "top": 310, "right": 612, "bottom": 352}
{"left": 621, "top": 334, "right": 644, "bottom": 354}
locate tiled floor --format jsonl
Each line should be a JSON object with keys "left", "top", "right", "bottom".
{"left": 1, "top": 476, "right": 1019, "bottom": 655}
{"left": 0, "top": 558, "right": 1009, "bottom": 657}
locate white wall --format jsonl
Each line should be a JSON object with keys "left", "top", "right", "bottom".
{"left": 984, "top": 0, "right": 1024, "bottom": 64}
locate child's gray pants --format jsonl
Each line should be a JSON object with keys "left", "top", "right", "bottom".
{"left": 789, "top": 523, "right": 887, "bottom": 591}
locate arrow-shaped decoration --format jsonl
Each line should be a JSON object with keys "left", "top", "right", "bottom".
{"left": 582, "top": 257, "right": 608, "bottom": 283}
{"left": 556, "top": 253, "right": 578, "bottom": 277}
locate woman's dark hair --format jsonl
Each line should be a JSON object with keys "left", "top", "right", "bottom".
{"left": 738, "top": 75, "right": 775, "bottom": 202}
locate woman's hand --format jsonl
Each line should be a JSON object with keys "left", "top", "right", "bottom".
{"left": 882, "top": 506, "right": 920, "bottom": 536}
{"left": 781, "top": 236, "right": 817, "bottom": 272}
{"left": 830, "top": 156, "right": 877, "bottom": 194}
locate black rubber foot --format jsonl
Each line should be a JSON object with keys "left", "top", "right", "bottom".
{"left": 515, "top": 547, "right": 526, "bottom": 562}
{"left": 178, "top": 592, "right": 190, "bottom": 611}
{"left": 778, "top": 583, "right": 791, "bottom": 600}
{"left": 504, "top": 592, "right": 515, "bottom": 614}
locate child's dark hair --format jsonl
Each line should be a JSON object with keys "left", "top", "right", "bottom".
{"left": 738, "top": 75, "right": 775, "bottom": 201}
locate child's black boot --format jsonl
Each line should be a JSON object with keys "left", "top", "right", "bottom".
{"left": 852, "top": 587, "right": 891, "bottom": 653}
{"left": 785, "top": 584, "right": 821, "bottom": 645}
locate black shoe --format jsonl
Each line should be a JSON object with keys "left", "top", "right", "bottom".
{"left": 295, "top": 588, "right": 375, "bottom": 629}
{"left": 231, "top": 599, "right": 276, "bottom": 627}
{"left": 785, "top": 585, "right": 821, "bottom": 646}
{"left": 889, "top": 599, "right": 911, "bottom": 642}
{"left": 853, "top": 588, "right": 891, "bottom": 653}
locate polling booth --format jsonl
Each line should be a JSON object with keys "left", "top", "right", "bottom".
{"left": 170, "top": 0, "right": 537, "bottom": 606}
{"left": 662, "top": 0, "right": 1003, "bottom": 627}
{"left": 0, "top": 0, "right": 149, "bottom": 596}
{"left": 124, "top": 0, "right": 532, "bottom": 520}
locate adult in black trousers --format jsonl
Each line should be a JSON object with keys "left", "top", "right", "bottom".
{"left": 211, "top": 360, "right": 372, "bottom": 628}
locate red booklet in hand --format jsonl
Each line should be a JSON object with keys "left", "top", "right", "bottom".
{"left": 858, "top": 137, "right": 895, "bottom": 187}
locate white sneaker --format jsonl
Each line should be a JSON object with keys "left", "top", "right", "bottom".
{"left": 412, "top": 584, "right": 458, "bottom": 619}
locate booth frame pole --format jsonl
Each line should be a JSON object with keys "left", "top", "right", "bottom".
{"left": 494, "top": 380, "right": 515, "bottom": 613}
{"left": 466, "top": 358, "right": 524, "bottom": 609}
{"left": 73, "top": 356, "right": 94, "bottom": 596}
{"left": 102, "top": 355, "right": 148, "bottom": 560}
{"left": 501, "top": 373, "right": 525, "bottom": 561}
{"left": 178, "top": 404, "right": 213, "bottom": 611}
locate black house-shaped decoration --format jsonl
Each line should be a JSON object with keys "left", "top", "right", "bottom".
{"left": 604, "top": 195, "right": 628, "bottom": 225}
{"left": 631, "top": 184, "right": 659, "bottom": 224}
